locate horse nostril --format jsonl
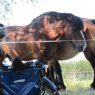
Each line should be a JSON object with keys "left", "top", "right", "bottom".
{"left": 80, "top": 44, "right": 83, "bottom": 51}
{"left": 76, "top": 44, "right": 86, "bottom": 52}
{"left": 81, "top": 44, "right": 86, "bottom": 51}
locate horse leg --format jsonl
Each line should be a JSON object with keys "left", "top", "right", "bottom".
{"left": 37, "top": 50, "right": 66, "bottom": 89}
{"left": 45, "top": 64, "right": 55, "bottom": 83}
{"left": 0, "top": 48, "right": 6, "bottom": 64}
{"left": 46, "top": 65, "right": 64, "bottom": 89}
{"left": 36, "top": 50, "right": 54, "bottom": 80}
{"left": 36, "top": 50, "right": 45, "bottom": 62}
{"left": 37, "top": 50, "right": 55, "bottom": 83}
{"left": 84, "top": 48, "right": 95, "bottom": 89}
{"left": 50, "top": 56, "right": 66, "bottom": 90}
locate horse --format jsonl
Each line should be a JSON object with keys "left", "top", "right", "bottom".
{"left": 46, "top": 18, "right": 95, "bottom": 90}
{"left": 0, "top": 12, "right": 86, "bottom": 90}
{"left": 0, "top": 24, "right": 7, "bottom": 40}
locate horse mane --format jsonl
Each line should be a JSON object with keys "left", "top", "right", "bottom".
{"left": 92, "top": 19, "right": 95, "bottom": 25}
{"left": 32, "top": 11, "right": 73, "bottom": 23}
{"left": 31, "top": 11, "right": 84, "bottom": 30}
{"left": 73, "top": 16, "right": 84, "bottom": 30}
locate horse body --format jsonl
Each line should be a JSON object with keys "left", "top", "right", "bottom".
{"left": 82, "top": 18, "right": 95, "bottom": 88}
{"left": 3, "top": 26, "right": 36, "bottom": 61}
{"left": 1, "top": 12, "right": 85, "bottom": 61}
{"left": 0, "top": 12, "right": 86, "bottom": 89}
{"left": 83, "top": 18, "right": 95, "bottom": 52}
{"left": 1, "top": 12, "right": 71, "bottom": 61}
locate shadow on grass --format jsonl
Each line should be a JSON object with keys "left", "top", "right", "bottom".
{"left": 61, "top": 87, "right": 95, "bottom": 95}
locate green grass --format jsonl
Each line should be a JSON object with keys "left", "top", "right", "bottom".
{"left": 61, "top": 90, "right": 95, "bottom": 95}
{"left": 59, "top": 59, "right": 95, "bottom": 95}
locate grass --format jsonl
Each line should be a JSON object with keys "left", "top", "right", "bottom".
{"left": 59, "top": 59, "right": 95, "bottom": 95}
{"left": 61, "top": 90, "right": 95, "bottom": 95}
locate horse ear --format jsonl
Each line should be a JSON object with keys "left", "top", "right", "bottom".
{"left": 0, "top": 23, "right": 4, "bottom": 27}
{"left": 67, "top": 16, "right": 73, "bottom": 22}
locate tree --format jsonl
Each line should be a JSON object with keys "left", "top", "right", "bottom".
{"left": 0, "top": 0, "right": 38, "bottom": 21}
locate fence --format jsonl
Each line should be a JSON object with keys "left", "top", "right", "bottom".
{"left": 1, "top": 39, "right": 95, "bottom": 93}
{"left": 3, "top": 53, "right": 94, "bottom": 92}
{"left": 59, "top": 55, "right": 94, "bottom": 92}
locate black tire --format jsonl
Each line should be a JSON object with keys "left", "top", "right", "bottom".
{"left": 41, "top": 77, "right": 61, "bottom": 95}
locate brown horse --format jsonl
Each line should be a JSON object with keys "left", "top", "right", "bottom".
{"left": 46, "top": 18, "right": 95, "bottom": 90}
{"left": 0, "top": 12, "right": 86, "bottom": 89}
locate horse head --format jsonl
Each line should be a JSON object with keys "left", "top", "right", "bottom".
{"left": 0, "top": 23, "right": 7, "bottom": 40}
{"left": 64, "top": 14, "right": 87, "bottom": 52}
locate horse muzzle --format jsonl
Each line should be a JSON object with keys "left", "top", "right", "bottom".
{"left": 76, "top": 43, "right": 87, "bottom": 52}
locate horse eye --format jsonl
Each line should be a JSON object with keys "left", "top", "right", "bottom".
{"left": 72, "top": 28, "right": 76, "bottom": 33}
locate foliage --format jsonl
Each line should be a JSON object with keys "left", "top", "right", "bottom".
{"left": 0, "top": 0, "right": 40, "bottom": 21}
{"left": 0, "top": 0, "right": 12, "bottom": 21}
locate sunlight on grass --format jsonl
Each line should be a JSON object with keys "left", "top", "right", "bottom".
{"left": 64, "top": 78, "right": 92, "bottom": 89}
{"left": 61, "top": 90, "right": 95, "bottom": 95}
{"left": 59, "top": 59, "right": 95, "bottom": 95}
